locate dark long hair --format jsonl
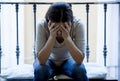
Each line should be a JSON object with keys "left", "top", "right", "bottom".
{"left": 45, "top": 2, "right": 73, "bottom": 23}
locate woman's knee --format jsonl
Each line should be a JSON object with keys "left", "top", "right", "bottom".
{"left": 34, "top": 64, "right": 50, "bottom": 75}
{"left": 34, "top": 64, "right": 50, "bottom": 81}
{"left": 74, "top": 64, "right": 86, "bottom": 72}
{"left": 73, "top": 64, "right": 87, "bottom": 75}
{"left": 72, "top": 64, "right": 88, "bottom": 81}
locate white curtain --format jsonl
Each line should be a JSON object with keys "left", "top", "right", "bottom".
{"left": 1, "top": 0, "right": 24, "bottom": 69}
{"left": 97, "top": 0, "right": 119, "bottom": 79}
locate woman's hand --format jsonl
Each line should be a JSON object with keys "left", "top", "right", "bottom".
{"left": 48, "top": 21, "right": 60, "bottom": 38}
{"left": 60, "top": 22, "right": 72, "bottom": 39}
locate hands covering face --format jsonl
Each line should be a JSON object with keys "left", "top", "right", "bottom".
{"left": 60, "top": 22, "right": 71, "bottom": 39}
{"left": 48, "top": 21, "right": 72, "bottom": 39}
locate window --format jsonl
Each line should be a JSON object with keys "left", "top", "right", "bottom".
{"left": 97, "top": 0, "right": 119, "bottom": 79}
{"left": 1, "top": 0, "right": 24, "bottom": 68}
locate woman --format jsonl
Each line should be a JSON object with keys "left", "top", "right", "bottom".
{"left": 33, "top": 2, "right": 89, "bottom": 81}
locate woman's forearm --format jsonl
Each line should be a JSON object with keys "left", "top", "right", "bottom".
{"left": 37, "top": 36, "right": 56, "bottom": 64}
{"left": 64, "top": 36, "right": 84, "bottom": 64}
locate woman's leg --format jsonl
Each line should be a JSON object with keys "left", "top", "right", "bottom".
{"left": 33, "top": 59, "right": 55, "bottom": 81}
{"left": 62, "top": 58, "right": 89, "bottom": 81}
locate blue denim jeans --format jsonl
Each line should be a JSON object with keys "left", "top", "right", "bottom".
{"left": 33, "top": 58, "right": 89, "bottom": 81}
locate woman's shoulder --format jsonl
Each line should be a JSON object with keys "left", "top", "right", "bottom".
{"left": 73, "top": 17, "right": 84, "bottom": 28}
{"left": 37, "top": 18, "right": 47, "bottom": 26}
{"left": 37, "top": 18, "right": 49, "bottom": 33}
{"left": 73, "top": 17, "right": 83, "bottom": 25}
{"left": 37, "top": 18, "right": 48, "bottom": 30}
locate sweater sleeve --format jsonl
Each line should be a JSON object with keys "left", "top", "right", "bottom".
{"left": 35, "top": 21, "right": 48, "bottom": 55}
{"left": 73, "top": 19, "right": 85, "bottom": 54}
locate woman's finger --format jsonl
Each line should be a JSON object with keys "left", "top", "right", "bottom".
{"left": 52, "top": 25, "right": 60, "bottom": 32}
{"left": 68, "top": 21, "right": 72, "bottom": 27}
{"left": 61, "top": 25, "right": 67, "bottom": 32}
{"left": 49, "top": 23, "right": 55, "bottom": 30}
{"left": 65, "top": 22, "right": 71, "bottom": 32}
{"left": 48, "top": 21, "right": 51, "bottom": 27}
